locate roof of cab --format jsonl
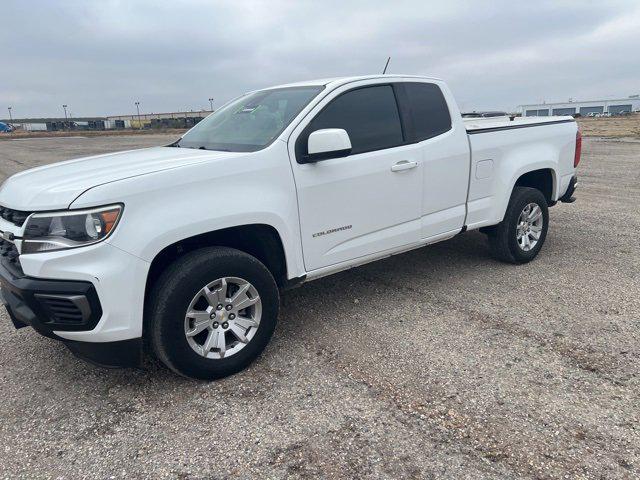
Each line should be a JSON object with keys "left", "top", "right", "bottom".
{"left": 260, "top": 74, "right": 443, "bottom": 91}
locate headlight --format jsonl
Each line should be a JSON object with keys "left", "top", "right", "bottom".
{"left": 22, "top": 205, "right": 123, "bottom": 254}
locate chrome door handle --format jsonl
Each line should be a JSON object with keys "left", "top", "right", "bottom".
{"left": 391, "top": 160, "right": 418, "bottom": 172}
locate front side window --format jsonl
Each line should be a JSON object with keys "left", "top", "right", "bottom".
{"left": 177, "top": 86, "right": 323, "bottom": 152}
{"left": 300, "top": 85, "right": 404, "bottom": 157}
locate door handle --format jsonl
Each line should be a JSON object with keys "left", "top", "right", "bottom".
{"left": 391, "top": 160, "right": 418, "bottom": 172}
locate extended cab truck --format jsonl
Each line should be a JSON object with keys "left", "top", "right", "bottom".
{"left": 0, "top": 75, "right": 580, "bottom": 380}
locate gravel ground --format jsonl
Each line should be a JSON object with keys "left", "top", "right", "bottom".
{"left": 578, "top": 114, "right": 640, "bottom": 138}
{"left": 0, "top": 135, "right": 638, "bottom": 479}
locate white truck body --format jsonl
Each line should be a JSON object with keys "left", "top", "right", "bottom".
{"left": 0, "top": 75, "right": 579, "bottom": 373}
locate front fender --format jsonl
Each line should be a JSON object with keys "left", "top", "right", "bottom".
{"left": 71, "top": 144, "right": 306, "bottom": 279}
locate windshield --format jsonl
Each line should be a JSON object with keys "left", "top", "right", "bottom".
{"left": 176, "top": 86, "right": 324, "bottom": 152}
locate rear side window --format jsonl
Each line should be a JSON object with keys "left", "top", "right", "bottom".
{"left": 403, "top": 82, "right": 451, "bottom": 142}
{"left": 301, "top": 85, "right": 404, "bottom": 156}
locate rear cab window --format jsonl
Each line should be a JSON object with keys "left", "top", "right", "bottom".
{"left": 400, "top": 82, "right": 452, "bottom": 142}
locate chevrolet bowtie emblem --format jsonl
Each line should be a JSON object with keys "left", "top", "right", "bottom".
{"left": 2, "top": 231, "right": 14, "bottom": 241}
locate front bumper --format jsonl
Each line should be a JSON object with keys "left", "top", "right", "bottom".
{"left": 0, "top": 260, "right": 103, "bottom": 335}
{"left": 0, "top": 260, "right": 142, "bottom": 368}
{"left": 0, "top": 242, "right": 149, "bottom": 368}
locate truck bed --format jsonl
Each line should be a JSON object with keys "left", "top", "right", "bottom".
{"left": 463, "top": 113, "right": 578, "bottom": 231}
{"left": 463, "top": 115, "right": 574, "bottom": 134}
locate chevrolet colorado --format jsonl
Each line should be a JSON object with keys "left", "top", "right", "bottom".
{"left": 0, "top": 75, "right": 580, "bottom": 380}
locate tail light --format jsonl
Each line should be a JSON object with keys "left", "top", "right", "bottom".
{"left": 574, "top": 128, "right": 582, "bottom": 168}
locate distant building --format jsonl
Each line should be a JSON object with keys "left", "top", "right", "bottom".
{"left": 519, "top": 96, "right": 640, "bottom": 116}
{"left": 3, "top": 110, "right": 214, "bottom": 131}
{"left": 106, "top": 110, "right": 213, "bottom": 130}
{"left": 106, "top": 110, "right": 212, "bottom": 121}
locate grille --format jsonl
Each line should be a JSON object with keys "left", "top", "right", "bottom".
{"left": 35, "top": 295, "right": 91, "bottom": 325}
{"left": 0, "top": 237, "right": 22, "bottom": 275}
{"left": 0, "top": 206, "right": 32, "bottom": 227}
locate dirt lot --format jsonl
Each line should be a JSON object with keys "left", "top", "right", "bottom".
{"left": 577, "top": 113, "right": 640, "bottom": 138}
{"left": 0, "top": 129, "right": 188, "bottom": 141}
{"left": 0, "top": 135, "right": 638, "bottom": 479}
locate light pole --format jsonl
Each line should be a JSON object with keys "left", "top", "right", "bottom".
{"left": 7, "top": 107, "right": 12, "bottom": 122}
{"left": 208, "top": 98, "right": 214, "bottom": 111}
{"left": 62, "top": 104, "right": 68, "bottom": 131}
{"left": 135, "top": 101, "right": 141, "bottom": 130}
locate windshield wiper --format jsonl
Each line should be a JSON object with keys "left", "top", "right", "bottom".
{"left": 198, "top": 146, "right": 232, "bottom": 152}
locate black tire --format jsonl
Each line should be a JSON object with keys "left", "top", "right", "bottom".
{"left": 487, "top": 187, "right": 549, "bottom": 264}
{"left": 148, "top": 247, "right": 279, "bottom": 380}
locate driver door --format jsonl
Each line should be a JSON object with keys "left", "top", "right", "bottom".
{"left": 288, "top": 83, "right": 422, "bottom": 272}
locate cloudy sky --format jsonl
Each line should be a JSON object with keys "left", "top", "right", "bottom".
{"left": 1, "top": 0, "right": 639, "bottom": 119}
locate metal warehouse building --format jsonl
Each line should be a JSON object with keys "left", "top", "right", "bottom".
{"left": 519, "top": 96, "right": 640, "bottom": 116}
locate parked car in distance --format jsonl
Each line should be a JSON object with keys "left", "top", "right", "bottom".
{"left": 0, "top": 122, "right": 14, "bottom": 133}
{"left": 0, "top": 75, "right": 581, "bottom": 380}
{"left": 462, "top": 111, "right": 508, "bottom": 118}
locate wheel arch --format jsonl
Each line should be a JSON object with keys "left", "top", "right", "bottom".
{"left": 514, "top": 168, "right": 557, "bottom": 203}
{"left": 495, "top": 165, "right": 558, "bottom": 224}
{"left": 144, "top": 224, "right": 290, "bottom": 309}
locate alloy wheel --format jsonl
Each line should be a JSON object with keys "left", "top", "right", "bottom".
{"left": 183, "top": 277, "right": 262, "bottom": 359}
{"left": 516, "top": 202, "right": 544, "bottom": 252}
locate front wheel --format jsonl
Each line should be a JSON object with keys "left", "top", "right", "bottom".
{"left": 487, "top": 187, "right": 549, "bottom": 264}
{"left": 148, "top": 247, "right": 279, "bottom": 380}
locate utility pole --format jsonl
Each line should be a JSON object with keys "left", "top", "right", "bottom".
{"left": 135, "top": 101, "right": 141, "bottom": 129}
{"left": 7, "top": 107, "right": 12, "bottom": 122}
{"left": 62, "top": 104, "right": 68, "bottom": 131}
{"left": 208, "top": 98, "right": 214, "bottom": 111}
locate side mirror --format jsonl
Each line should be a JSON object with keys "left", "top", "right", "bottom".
{"left": 302, "top": 128, "right": 352, "bottom": 163}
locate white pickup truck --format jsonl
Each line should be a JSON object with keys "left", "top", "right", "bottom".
{"left": 0, "top": 75, "right": 580, "bottom": 379}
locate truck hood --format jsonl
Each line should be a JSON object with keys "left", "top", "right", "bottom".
{"left": 0, "top": 146, "right": 242, "bottom": 210}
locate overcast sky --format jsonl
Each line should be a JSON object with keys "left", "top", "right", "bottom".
{"left": 1, "top": 0, "right": 639, "bottom": 119}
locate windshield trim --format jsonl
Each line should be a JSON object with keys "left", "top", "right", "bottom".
{"left": 174, "top": 85, "right": 326, "bottom": 153}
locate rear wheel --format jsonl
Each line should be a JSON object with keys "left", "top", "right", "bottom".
{"left": 487, "top": 187, "right": 549, "bottom": 264}
{"left": 148, "top": 247, "right": 279, "bottom": 380}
